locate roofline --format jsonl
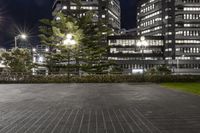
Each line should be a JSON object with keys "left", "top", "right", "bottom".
{"left": 107, "top": 35, "right": 164, "bottom": 40}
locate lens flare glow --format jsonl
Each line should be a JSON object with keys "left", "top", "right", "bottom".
{"left": 0, "top": 6, "right": 7, "bottom": 29}
{"left": 20, "top": 34, "right": 27, "bottom": 39}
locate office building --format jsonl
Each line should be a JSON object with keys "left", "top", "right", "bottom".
{"left": 32, "top": 45, "right": 49, "bottom": 75}
{"left": 137, "top": 0, "right": 200, "bottom": 74}
{"left": 108, "top": 35, "right": 164, "bottom": 74}
{"left": 52, "top": 0, "right": 121, "bottom": 32}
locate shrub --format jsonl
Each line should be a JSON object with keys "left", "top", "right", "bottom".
{"left": 0, "top": 74, "right": 200, "bottom": 83}
{"left": 145, "top": 65, "right": 171, "bottom": 76}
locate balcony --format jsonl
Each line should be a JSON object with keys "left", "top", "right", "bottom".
{"left": 174, "top": 68, "right": 200, "bottom": 74}
{"left": 115, "top": 60, "right": 165, "bottom": 65}
{"left": 175, "top": 35, "right": 200, "bottom": 40}
{"left": 175, "top": 1, "right": 200, "bottom": 6}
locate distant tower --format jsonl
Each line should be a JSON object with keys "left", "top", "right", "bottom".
{"left": 52, "top": 0, "right": 121, "bottom": 33}
{"left": 137, "top": 0, "right": 200, "bottom": 72}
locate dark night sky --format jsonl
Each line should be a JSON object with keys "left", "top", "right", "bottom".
{"left": 0, "top": 0, "right": 137, "bottom": 48}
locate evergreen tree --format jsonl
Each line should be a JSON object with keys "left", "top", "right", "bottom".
{"left": 39, "top": 10, "right": 113, "bottom": 75}
{"left": 39, "top": 13, "right": 83, "bottom": 74}
{"left": 1, "top": 48, "right": 33, "bottom": 73}
{"left": 77, "top": 11, "right": 113, "bottom": 74}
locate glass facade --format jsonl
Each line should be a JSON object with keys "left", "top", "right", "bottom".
{"left": 108, "top": 36, "right": 165, "bottom": 73}
{"left": 137, "top": 0, "right": 200, "bottom": 74}
{"left": 52, "top": 0, "right": 121, "bottom": 33}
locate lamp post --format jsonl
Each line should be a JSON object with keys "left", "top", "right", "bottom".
{"left": 62, "top": 34, "right": 76, "bottom": 82}
{"left": 14, "top": 34, "right": 27, "bottom": 48}
{"left": 137, "top": 36, "right": 148, "bottom": 79}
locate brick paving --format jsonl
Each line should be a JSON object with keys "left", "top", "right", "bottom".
{"left": 0, "top": 83, "right": 199, "bottom": 133}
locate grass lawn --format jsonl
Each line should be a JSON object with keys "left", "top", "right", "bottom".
{"left": 161, "top": 82, "right": 200, "bottom": 95}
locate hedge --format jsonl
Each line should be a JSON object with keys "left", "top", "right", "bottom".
{"left": 0, "top": 74, "right": 200, "bottom": 83}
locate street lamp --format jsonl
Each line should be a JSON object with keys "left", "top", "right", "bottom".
{"left": 63, "top": 34, "right": 76, "bottom": 46}
{"left": 38, "top": 56, "right": 44, "bottom": 63}
{"left": 32, "top": 48, "right": 36, "bottom": 52}
{"left": 137, "top": 36, "right": 148, "bottom": 77}
{"left": 62, "top": 6, "right": 67, "bottom": 10}
{"left": 62, "top": 34, "right": 76, "bottom": 81}
{"left": 45, "top": 48, "right": 49, "bottom": 52}
{"left": 56, "top": 17, "right": 61, "bottom": 21}
{"left": 14, "top": 34, "right": 27, "bottom": 48}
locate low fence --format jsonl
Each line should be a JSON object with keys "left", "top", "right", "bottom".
{"left": 1, "top": 72, "right": 200, "bottom": 83}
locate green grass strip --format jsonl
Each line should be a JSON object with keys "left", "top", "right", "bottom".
{"left": 161, "top": 82, "right": 200, "bottom": 95}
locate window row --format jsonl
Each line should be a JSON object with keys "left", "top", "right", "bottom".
{"left": 181, "top": 0, "right": 200, "bottom": 3}
{"left": 176, "top": 47, "right": 200, "bottom": 53}
{"left": 110, "top": 48, "right": 162, "bottom": 54}
{"left": 141, "top": 17, "right": 162, "bottom": 27}
{"left": 109, "top": 40, "right": 163, "bottom": 46}
{"left": 141, "top": 11, "right": 161, "bottom": 20}
{"left": 141, "top": 26, "right": 162, "bottom": 34}
{"left": 184, "top": 24, "right": 200, "bottom": 28}
{"left": 176, "top": 40, "right": 200, "bottom": 43}
{"left": 141, "top": 4, "right": 155, "bottom": 13}
{"left": 176, "top": 30, "right": 200, "bottom": 36}
{"left": 183, "top": 14, "right": 200, "bottom": 20}
{"left": 184, "top": 7, "right": 200, "bottom": 11}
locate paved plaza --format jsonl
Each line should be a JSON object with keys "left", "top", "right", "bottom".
{"left": 0, "top": 83, "right": 199, "bottom": 133}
